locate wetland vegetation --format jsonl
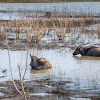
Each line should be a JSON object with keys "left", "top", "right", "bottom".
{"left": 0, "top": 2, "right": 100, "bottom": 100}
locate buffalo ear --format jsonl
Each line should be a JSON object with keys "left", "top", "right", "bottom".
{"left": 77, "top": 46, "right": 83, "bottom": 51}
{"left": 80, "top": 47, "right": 83, "bottom": 52}
{"left": 77, "top": 46, "right": 82, "bottom": 50}
{"left": 79, "top": 47, "right": 85, "bottom": 55}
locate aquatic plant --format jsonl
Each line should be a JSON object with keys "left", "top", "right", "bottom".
{"left": 52, "top": 18, "right": 68, "bottom": 40}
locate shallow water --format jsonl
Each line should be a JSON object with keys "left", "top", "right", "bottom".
{"left": 30, "top": 93, "right": 52, "bottom": 96}
{"left": 0, "top": 92, "right": 4, "bottom": 96}
{"left": 71, "top": 98, "right": 91, "bottom": 100}
{"left": 0, "top": 48, "right": 100, "bottom": 84}
{"left": 0, "top": 2, "right": 100, "bottom": 20}
{"left": 0, "top": 2, "right": 100, "bottom": 13}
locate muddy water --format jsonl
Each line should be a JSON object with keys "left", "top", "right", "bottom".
{"left": 0, "top": 48, "right": 100, "bottom": 84}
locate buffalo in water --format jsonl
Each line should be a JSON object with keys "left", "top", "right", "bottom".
{"left": 44, "top": 11, "right": 51, "bottom": 18}
{"left": 73, "top": 46, "right": 100, "bottom": 57}
{"left": 30, "top": 55, "right": 52, "bottom": 70}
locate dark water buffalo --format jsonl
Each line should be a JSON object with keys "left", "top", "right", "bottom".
{"left": 44, "top": 12, "right": 51, "bottom": 18}
{"left": 73, "top": 46, "right": 100, "bottom": 57}
{"left": 30, "top": 55, "right": 52, "bottom": 70}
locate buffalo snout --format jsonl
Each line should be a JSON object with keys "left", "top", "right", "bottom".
{"left": 73, "top": 52, "right": 76, "bottom": 55}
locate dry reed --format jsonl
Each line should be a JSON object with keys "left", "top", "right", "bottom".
{"left": 6, "top": 38, "right": 30, "bottom": 100}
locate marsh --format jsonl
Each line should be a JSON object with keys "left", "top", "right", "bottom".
{"left": 0, "top": 2, "right": 100, "bottom": 100}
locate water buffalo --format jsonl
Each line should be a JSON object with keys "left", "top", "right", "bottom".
{"left": 73, "top": 46, "right": 100, "bottom": 57}
{"left": 44, "top": 12, "right": 51, "bottom": 18}
{"left": 30, "top": 55, "right": 52, "bottom": 70}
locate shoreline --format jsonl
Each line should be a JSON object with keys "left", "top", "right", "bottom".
{"left": 0, "top": 1, "right": 100, "bottom": 3}
{"left": 0, "top": 78, "right": 100, "bottom": 100}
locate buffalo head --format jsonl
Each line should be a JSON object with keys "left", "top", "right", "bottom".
{"left": 73, "top": 46, "right": 85, "bottom": 56}
{"left": 30, "top": 55, "right": 39, "bottom": 68}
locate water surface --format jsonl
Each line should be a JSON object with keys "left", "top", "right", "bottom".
{"left": 0, "top": 2, "right": 100, "bottom": 20}
{"left": 0, "top": 2, "right": 100, "bottom": 13}
{"left": 0, "top": 48, "right": 100, "bottom": 84}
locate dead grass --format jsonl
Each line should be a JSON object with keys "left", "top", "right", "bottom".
{"left": 7, "top": 39, "right": 30, "bottom": 100}
{"left": 0, "top": 9, "right": 99, "bottom": 44}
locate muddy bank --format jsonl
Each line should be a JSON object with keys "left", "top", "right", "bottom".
{"left": 0, "top": 78, "right": 100, "bottom": 100}
{"left": 0, "top": 37, "right": 68, "bottom": 50}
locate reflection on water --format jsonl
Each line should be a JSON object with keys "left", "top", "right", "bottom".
{"left": 73, "top": 56, "right": 100, "bottom": 60}
{"left": 71, "top": 98, "right": 91, "bottom": 100}
{"left": 0, "top": 92, "right": 4, "bottom": 96}
{"left": 30, "top": 93, "right": 52, "bottom": 96}
{"left": 30, "top": 68, "right": 51, "bottom": 74}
